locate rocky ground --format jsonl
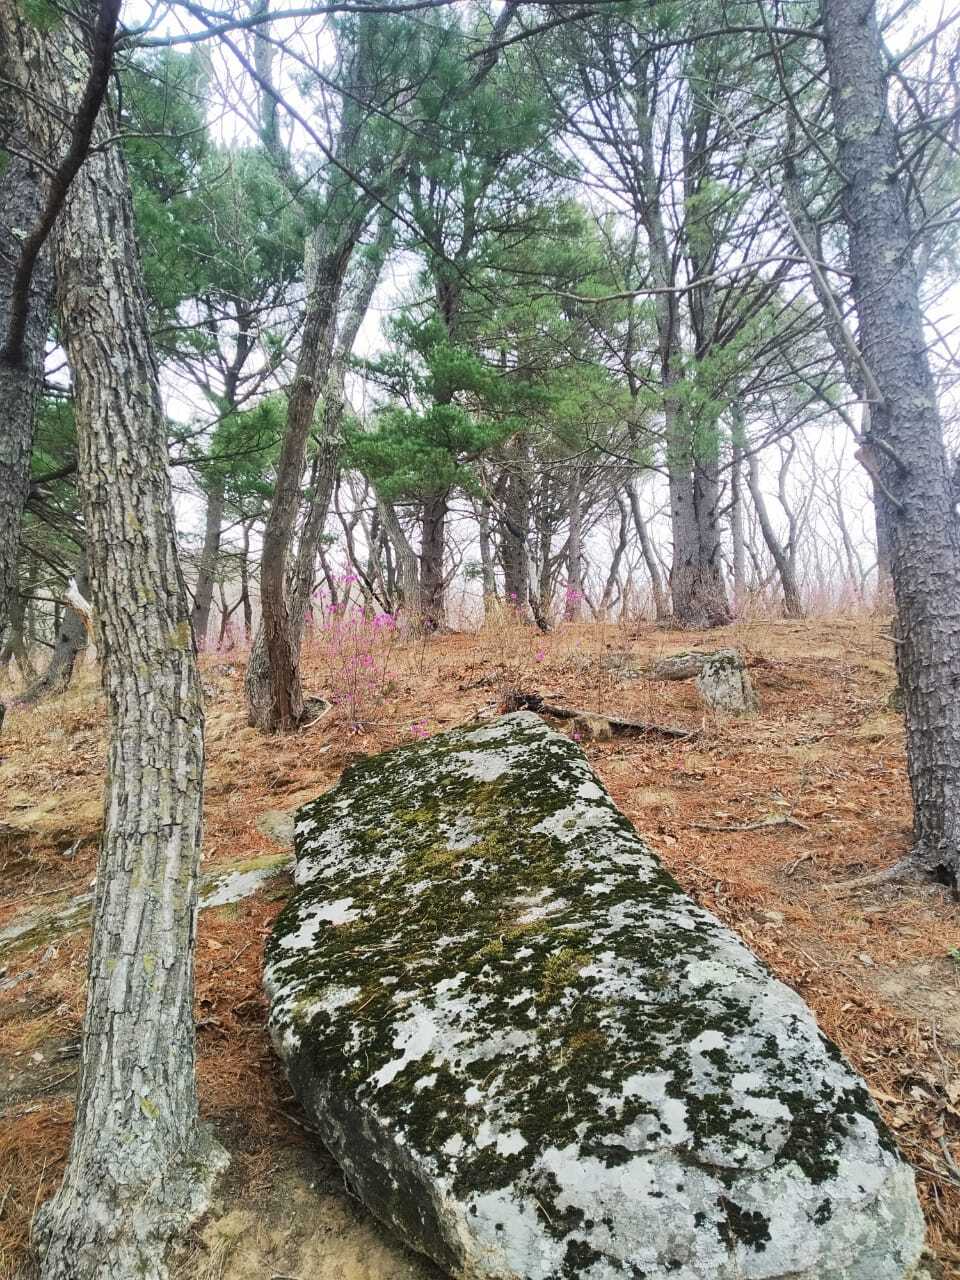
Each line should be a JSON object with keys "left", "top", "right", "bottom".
{"left": 1, "top": 614, "right": 959, "bottom": 1278}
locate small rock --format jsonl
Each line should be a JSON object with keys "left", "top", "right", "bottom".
{"left": 695, "top": 650, "right": 759, "bottom": 715}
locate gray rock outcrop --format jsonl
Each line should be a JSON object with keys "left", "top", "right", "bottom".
{"left": 265, "top": 712, "right": 923, "bottom": 1280}
{"left": 695, "top": 650, "right": 759, "bottom": 715}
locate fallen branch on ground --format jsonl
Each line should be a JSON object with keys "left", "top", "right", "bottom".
{"left": 690, "top": 814, "right": 809, "bottom": 833}
{"left": 826, "top": 855, "right": 922, "bottom": 892}
{"left": 504, "top": 690, "right": 696, "bottom": 740}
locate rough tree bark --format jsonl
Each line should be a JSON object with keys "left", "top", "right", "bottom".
{"left": 823, "top": 0, "right": 960, "bottom": 884}
{"left": 678, "top": 84, "right": 731, "bottom": 630}
{"left": 0, "top": 38, "right": 54, "bottom": 654}
{"left": 10, "top": 9, "right": 227, "bottom": 1275}
{"left": 419, "top": 487, "right": 449, "bottom": 629}
{"left": 500, "top": 466, "right": 531, "bottom": 614}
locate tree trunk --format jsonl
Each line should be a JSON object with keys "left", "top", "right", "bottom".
{"left": 626, "top": 480, "right": 670, "bottom": 624}
{"left": 564, "top": 469, "right": 583, "bottom": 622}
{"left": 377, "top": 494, "right": 422, "bottom": 622}
{"left": 18, "top": 555, "right": 89, "bottom": 704}
{"left": 0, "top": 30, "right": 54, "bottom": 656}
{"left": 600, "top": 495, "right": 629, "bottom": 616}
{"left": 245, "top": 235, "right": 356, "bottom": 731}
{"left": 420, "top": 488, "right": 448, "bottom": 629}
{"left": 289, "top": 216, "right": 391, "bottom": 650}
{"left": 499, "top": 449, "right": 532, "bottom": 616}
{"left": 746, "top": 456, "right": 804, "bottom": 619}
{"left": 289, "top": 435, "right": 338, "bottom": 646}
{"left": 860, "top": 407, "right": 894, "bottom": 603}
{"left": 192, "top": 317, "right": 251, "bottom": 650}
{"left": 691, "top": 453, "right": 732, "bottom": 625}
{"left": 730, "top": 437, "right": 747, "bottom": 611}
{"left": 824, "top": 0, "right": 960, "bottom": 884}
{"left": 477, "top": 498, "right": 497, "bottom": 617}
{"left": 239, "top": 520, "right": 253, "bottom": 640}
{"left": 12, "top": 14, "right": 226, "bottom": 1276}
{"left": 191, "top": 473, "right": 225, "bottom": 648}
{"left": 0, "top": 582, "right": 35, "bottom": 684}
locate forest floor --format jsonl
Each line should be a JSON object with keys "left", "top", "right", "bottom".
{"left": 1, "top": 613, "right": 959, "bottom": 1278}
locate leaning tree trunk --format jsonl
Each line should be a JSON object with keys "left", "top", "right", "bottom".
{"left": 599, "top": 494, "right": 629, "bottom": 615}
{"left": 746, "top": 456, "right": 804, "bottom": 619}
{"left": 289, "top": 436, "right": 338, "bottom": 642}
{"left": 288, "top": 222, "right": 389, "bottom": 650}
{"left": 245, "top": 233, "right": 357, "bottom": 731}
{"left": 0, "top": 37, "right": 54, "bottom": 656}
{"left": 13, "top": 14, "right": 226, "bottom": 1278}
{"left": 17, "top": 554, "right": 90, "bottom": 704}
{"left": 824, "top": 0, "right": 960, "bottom": 884}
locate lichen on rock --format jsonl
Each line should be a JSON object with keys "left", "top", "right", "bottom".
{"left": 695, "top": 650, "right": 759, "bottom": 715}
{"left": 264, "top": 711, "right": 923, "bottom": 1280}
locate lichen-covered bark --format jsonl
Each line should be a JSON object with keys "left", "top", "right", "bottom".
{"left": 11, "top": 8, "right": 226, "bottom": 1277}
{"left": 824, "top": 0, "right": 960, "bottom": 884}
{"left": 266, "top": 712, "right": 922, "bottom": 1280}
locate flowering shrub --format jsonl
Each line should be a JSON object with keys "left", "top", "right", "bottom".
{"left": 311, "top": 589, "right": 398, "bottom": 730}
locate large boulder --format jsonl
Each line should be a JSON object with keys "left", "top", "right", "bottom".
{"left": 264, "top": 712, "right": 923, "bottom": 1280}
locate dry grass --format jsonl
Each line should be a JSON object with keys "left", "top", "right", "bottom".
{"left": 2, "top": 613, "right": 960, "bottom": 1276}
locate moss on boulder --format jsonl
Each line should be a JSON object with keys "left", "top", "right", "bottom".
{"left": 264, "top": 712, "right": 923, "bottom": 1280}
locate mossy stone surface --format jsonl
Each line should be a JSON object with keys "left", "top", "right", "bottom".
{"left": 264, "top": 712, "right": 923, "bottom": 1280}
